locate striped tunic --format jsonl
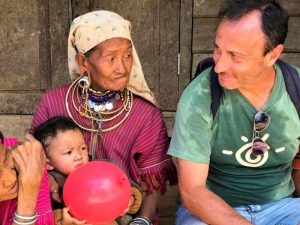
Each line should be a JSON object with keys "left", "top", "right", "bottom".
{"left": 0, "top": 170, "right": 55, "bottom": 225}
{"left": 30, "top": 84, "right": 177, "bottom": 224}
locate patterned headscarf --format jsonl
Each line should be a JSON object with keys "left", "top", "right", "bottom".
{"left": 68, "top": 10, "right": 158, "bottom": 107}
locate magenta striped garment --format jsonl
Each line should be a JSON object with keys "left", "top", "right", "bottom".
{"left": 30, "top": 84, "right": 177, "bottom": 224}
{"left": 0, "top": 170, "right": 55, "bottom": 225}
{"left": 3, "top": 138, "right": 17, "bottom": 148}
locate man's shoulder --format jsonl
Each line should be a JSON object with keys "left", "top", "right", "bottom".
{"left": 276, "top": 60, "right": 300, "bottom": 77}
{"left": 181, "top": 67, "right": 212, "bottom": 101}
{"left": 293, "top": 65, "right": 300, "bottom": 76}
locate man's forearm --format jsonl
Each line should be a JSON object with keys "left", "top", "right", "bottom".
{"left": 181, "top": 186, "right": 253, "bottom": 225}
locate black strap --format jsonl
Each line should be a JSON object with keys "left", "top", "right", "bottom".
{"left": 194, "top": 57, "right": 222, "bottom": 118}
{"left": 210, "top": 69, "right": 223, "bottom": 119}
{"left": 0, "top": 131, "right": 3, "bottom": 144}
{"left": 276, "top": 59, "right": 300, "bottom": 119}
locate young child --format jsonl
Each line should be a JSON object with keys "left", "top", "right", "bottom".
{"left": 34, "top": 116, "right": 142, "bottom": 225}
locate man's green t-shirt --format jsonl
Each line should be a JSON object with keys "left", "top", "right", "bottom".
{"left": 168, "top": 64, "right": 300, "bottom": 207}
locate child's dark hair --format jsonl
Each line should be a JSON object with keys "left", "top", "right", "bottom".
{"left": 33, "top": 116, "right": 82, "bottom": 151}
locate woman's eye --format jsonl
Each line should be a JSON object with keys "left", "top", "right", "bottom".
{"left": 124, "top": 53, "right": 132, "bottom": 58}
{"left": 81, "top": 146, "right": 87, "bottom": 151}
{"left": 107, "top": 57, "right": 114, "bottom": 62}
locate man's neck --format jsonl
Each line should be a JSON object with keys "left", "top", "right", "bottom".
{"left": 238, "top": 66, "right": 276, "bottom": 111}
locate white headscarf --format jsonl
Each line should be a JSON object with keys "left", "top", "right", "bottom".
{"left": 68, "top": 10, "right": 158, "bottom": 107}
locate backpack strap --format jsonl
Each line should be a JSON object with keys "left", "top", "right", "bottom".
{"left": 210, "top": 68, "right": 223, "bottom": 119}
{"left": 194, "top": 57, "right": 222, "bottom": 119}
{"left": 276, "top": 59, "right": 300, "bottom": 119}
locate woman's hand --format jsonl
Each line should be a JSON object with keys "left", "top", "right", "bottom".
{"left": 62, "top": 208, "right": 91, "bottom": 225}
{"left": 12, "top": 134, "right": 46, "bottom": 219}
{"left": 12, "top": 134, "right": 46, "bottom": 190}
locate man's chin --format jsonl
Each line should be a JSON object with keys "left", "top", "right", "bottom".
{"left": 218, "top": 77, "right": 238, "bottom": 90}
{"left": 219, "top": 82, "right": 237, "bottom": 90}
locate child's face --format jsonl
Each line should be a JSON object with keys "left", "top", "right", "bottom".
{"left": 47, "top": 129, "right": 89, "bottom": 176}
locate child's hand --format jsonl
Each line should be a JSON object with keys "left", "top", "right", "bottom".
{"left": 48, "top": 173, "right": 62, "bottom": 203}
{"left": 62, "top": 207, "right": 92, "bottom": 225}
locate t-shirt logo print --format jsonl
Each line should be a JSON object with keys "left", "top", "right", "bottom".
{"left": 222, "top": 134, "right": 286, "bottom": 167}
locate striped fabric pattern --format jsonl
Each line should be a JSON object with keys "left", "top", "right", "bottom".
{"left": 30, "top": 84, "right": 177, "bottom": 225}
{"left": 30, "top": 84, "right": 177, "bottom": 189}
{"left": 0, "top": 170, "right": 55, "bottom": 225}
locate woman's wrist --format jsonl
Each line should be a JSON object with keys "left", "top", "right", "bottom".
{"left": 129, "top": 216, "right": 152, "bottom": 225}
{"left": 16, "top": 191, "right": 39, "bottom": 220}
{"left": 13, "top": 210, "right": 37, "bottom": 225}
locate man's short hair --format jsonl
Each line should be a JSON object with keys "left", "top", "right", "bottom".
{"left": 218, "top": 0, "right": 289, "bottom": 55}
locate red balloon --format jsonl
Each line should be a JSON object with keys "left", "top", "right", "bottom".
{"left": 63, "top": 161, "right": 131, "bottom": 224}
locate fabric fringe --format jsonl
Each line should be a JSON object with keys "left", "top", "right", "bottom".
{"left": 139, "top": 159, "right": 177, "bottom": 195}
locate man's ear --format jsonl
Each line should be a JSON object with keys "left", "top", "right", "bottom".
{"left": 46, "top": 158, "right": 54, "bottom": 171}
{"left": 265, "top": 44, "right": 284, "bottom": 67}
{"left": 75, "top": 53, "right": 89, "bottom": 75}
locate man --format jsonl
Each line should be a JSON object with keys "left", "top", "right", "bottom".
{"left": 168, "top": 0, "right": 300, "bottom": 224}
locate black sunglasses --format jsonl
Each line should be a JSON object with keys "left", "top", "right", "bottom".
{"left": 251, "top": 111, "right": 270, "bottom": 156}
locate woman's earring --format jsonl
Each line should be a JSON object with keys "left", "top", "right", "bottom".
{"left": 78, "top": 71, "right": 90, "bottom": 98}
{"left": 78, "top": 71, "right": 90, "bottom": 89}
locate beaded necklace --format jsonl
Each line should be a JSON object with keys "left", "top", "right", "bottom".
{"left": 65, "top": 77, "right": 133, "bottom": 133}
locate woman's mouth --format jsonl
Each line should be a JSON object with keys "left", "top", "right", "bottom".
{"left": 114, "top": 74, "right": 127, "bottom": 80}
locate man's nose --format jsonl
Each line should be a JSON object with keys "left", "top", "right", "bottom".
{"left": 214, "top": 54, "right": 230, "bottom": 74}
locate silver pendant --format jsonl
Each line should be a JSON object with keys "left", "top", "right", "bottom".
{"left": 105, "top": 102, "right": 113, "bottom": 110}
{"left": 88, "top": 100, "right": 95, "bottom": 109}
{"left": 94, "top": 104, "right": 106, "bottom": 112}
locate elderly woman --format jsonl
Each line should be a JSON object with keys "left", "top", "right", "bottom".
{"left": 0, "top": 132, "right": 55, "bottom": 225}
{"left": 30, "top": 10, "right": 177, "bottom": 225}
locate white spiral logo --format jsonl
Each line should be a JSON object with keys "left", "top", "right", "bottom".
{"left": 235, "top": 142, "right": 268, "bottom": 167}
{"left": 221, "top": 134, "right": 280, "bottom": 168}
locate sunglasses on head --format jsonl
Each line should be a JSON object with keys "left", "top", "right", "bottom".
{"left": 251, "top": 111, "right": 270, "bottom": 156}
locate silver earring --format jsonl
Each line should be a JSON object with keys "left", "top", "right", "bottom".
{"left": 78, "top": 72, "right": 90, "bottom": 89}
